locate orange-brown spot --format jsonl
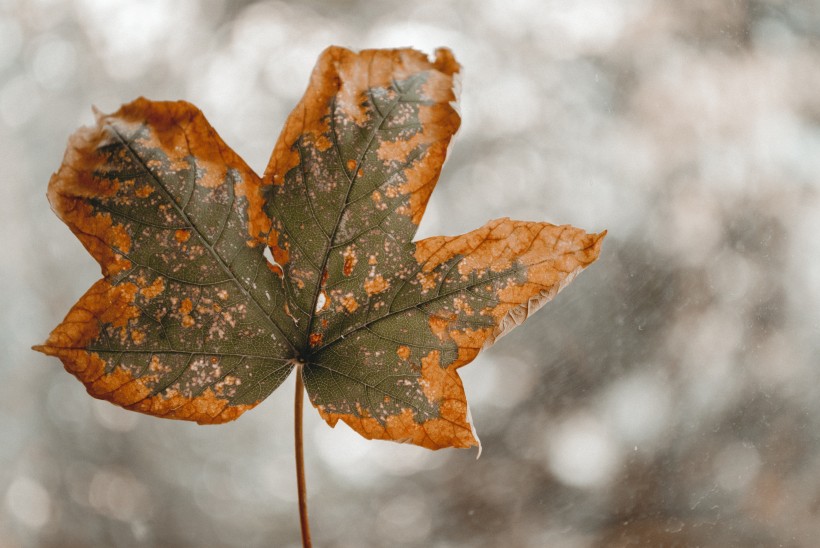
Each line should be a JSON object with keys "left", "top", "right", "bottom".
{"left": 134, "top": 184, "right": 154, "bottom": 198}
{"left": 181, "top": 315, "right": 195, "bottom": 328}
{"left": 179, "top": 298, "right": 193, "bottom": 315}
{"left": 175, "top": 229, "right": 191, "bottom": 243}
{"left": 340, "top": 293, "right": 359, "bottom": 313}
{"left": 273, "top": 243, "right": 290, "bottom": 265}
{"left": 428, "top": 314, "right": 453, "bottom": 341}
{"left": 453, "top": 297, "right": 473, "bottom": 315}
{"left": 364, "top": 274, "right": 389, "bottom": 296}
{"left": 315, "top": 135, "right": 332, "bottom": 152}
{"left": 214, "top": 375, "right": 241, "bottom": 396}
{"left": 131, "top": 330, "right": 145, "bottom": 345}
{"left": 140, "top": 277, "right": 165, "bottom": 300}
{"left": 420, "top": 350, "right": 445, "bottom": 404}
{"left": 397, "top": 345, "right": 411, "bottom": 360}
{"left": 109, "top": 223, "right": 131, "bottom": 252}
{"left": 235, "top": 173, "right": 270, "bottom": 243}
{"left": 416, "top": 271, "right": 438, "bottom": 292}
{"left": 268, "top": 228, "right": 290, "bottom": 266}
{"left": 376, "top": 133, "right": 425, "bottom": 165}
{"left": 310, "top": 333, "right": 323, "bottom": 347}
{"left": 342, "top": 246, "right": 357, "bottom": 276}
{"left": 346, "top": 159, "right": 357, "bottom": 172}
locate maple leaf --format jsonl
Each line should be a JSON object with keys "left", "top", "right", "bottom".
{"left": 35, "top": 47, "right": 604, "bottom": 450}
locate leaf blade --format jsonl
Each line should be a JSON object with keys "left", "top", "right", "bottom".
{"left": 262, "top": 47, "right": 461, "bottom": 340}
{"left": 37, "top": 48, "right": 606, "bottom": 450}
{"left": 36, "top": 99, "right": 297, "bottom": 423}
{"left": 305, "top": 219, "right": 605, "bottom": 449}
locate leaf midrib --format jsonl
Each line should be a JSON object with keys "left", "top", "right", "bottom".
{"left": 301, "top": 87, "right": 407, "bottom": 350}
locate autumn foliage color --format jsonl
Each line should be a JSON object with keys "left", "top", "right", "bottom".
{"left": 35, "top": 46, "right": 604, "bottom": 451}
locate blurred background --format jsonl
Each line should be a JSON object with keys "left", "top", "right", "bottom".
{"left": 2, "top": 0, "right": 820, "bottom": 546}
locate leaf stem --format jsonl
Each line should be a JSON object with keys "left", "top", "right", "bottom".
{"left": 294, "top": 362, "right": 312, "bottom": 548}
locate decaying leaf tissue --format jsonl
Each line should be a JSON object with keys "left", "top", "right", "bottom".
{"left": 35, "top": 46, "right": 604, "bottom": 450}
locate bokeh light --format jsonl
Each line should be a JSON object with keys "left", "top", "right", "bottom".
{"left": 3, "top": 0, "right": 820, "bottom": 545}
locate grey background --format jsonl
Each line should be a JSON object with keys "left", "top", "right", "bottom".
{"left": 2, "top": 0, "right": 819, "bottom": 546}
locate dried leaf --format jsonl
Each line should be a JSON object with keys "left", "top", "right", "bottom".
{"left": 35, "top": 46, "right": 605, "bottom": 449}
